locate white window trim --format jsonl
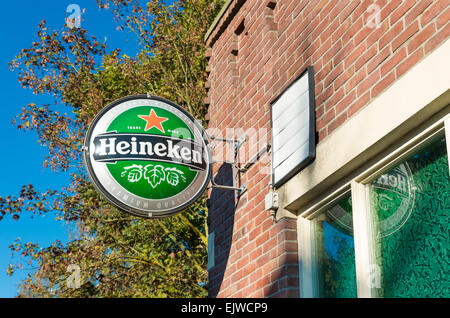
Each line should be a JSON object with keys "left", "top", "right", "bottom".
{"left": 351, "top": 181, "right": 377, "bottom": 298}
{"left": 445, "top": 116, "right": 450, "bottom": 175}
{"left": 298, "top": 114, "right": 450, "bottom": 298}
{"left": 298, "top": 216, "right": 316, "bottom": 298}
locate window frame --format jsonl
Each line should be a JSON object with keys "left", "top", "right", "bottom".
{"left": 298, "top": 113, "right": 450, "bottom": 298}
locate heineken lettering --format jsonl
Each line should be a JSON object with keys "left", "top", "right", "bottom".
{"left": 83, "top": 95, "right": 211, "bottom": 218}
{"left": 93, "top": 133, "right": 206, "bottom": 171}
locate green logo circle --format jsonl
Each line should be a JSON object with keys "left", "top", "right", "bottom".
{"left": 84, "top": 95, "right": 211, "bottom": 218}
{"left": 327, "top": 163, "right": 415, "bottom": 237}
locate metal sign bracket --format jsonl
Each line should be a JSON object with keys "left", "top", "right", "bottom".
{"left": 207, "top": 134, "right": 270, "bottom": 200}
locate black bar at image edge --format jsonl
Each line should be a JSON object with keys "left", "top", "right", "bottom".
{"left": 0, "top": 297, "right": 447, "bottom": 316}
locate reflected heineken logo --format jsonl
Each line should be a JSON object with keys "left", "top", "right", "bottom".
{"left": 84, "top": 95, "right": 211, "bottom": 219}
{"left": 370, "top": 162, "right": 415, "bottom": 237}
{"left": 327, "top": 163, "right": 415, "bottom": 237}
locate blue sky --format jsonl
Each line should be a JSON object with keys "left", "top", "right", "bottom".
{"left": 0, "top": 0, "right": 139, "bottom": 298}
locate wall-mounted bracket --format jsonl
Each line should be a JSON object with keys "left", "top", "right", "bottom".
{"left": 207, "top": 134, "right": 270, "bottom": 200}
{"left": 209, "top": 178, "right": 247, "bottom": 197}
{"left": 208, "top": 135, "right": 247, "bottom": 199}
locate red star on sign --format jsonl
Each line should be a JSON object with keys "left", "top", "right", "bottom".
{"left": 138, "top": 109, "right": 169, "bottom": 133}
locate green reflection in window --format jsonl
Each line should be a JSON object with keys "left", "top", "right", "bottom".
{"left": 369, "top": 135, "right": 450, "bottom": 297}
{"left": 315, "top": 193, "right": 357, "bottom": 298}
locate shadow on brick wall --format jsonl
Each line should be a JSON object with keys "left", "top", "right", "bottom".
{"left": 208, "top": 163, "right": 237, "bottom": 297}
{"left": 264, "top": 217, "right": 300, "bottom": 298}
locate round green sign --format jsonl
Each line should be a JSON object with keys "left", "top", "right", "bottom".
{"left": 84, "top": 95, "right": 211, "bottom": 218}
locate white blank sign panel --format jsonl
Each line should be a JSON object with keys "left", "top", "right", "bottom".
{"left": 271, "top": 66, "right": 315, "bottom": 188}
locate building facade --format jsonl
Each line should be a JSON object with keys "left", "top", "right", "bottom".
{"left": 205, "top": 0, "right": 450, "bottom": 298}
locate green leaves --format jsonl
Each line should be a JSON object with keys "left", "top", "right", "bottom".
{"left": 4, "top": 0, "right": 224, "bottom": 298}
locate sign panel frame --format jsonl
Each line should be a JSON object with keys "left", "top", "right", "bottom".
{"left": 270, "top": 66, "right": 316, "bottom": 189}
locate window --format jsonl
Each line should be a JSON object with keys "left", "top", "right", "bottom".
{"left": 313, "top": 192, "right": 357, "bottom": 298}
{"left": 299, "top": 191, "right": 357, "bottom": 298}
{"left": 298, "top": 115, "right": 450, "bottom": 298}
{"left": 368, "top": 135, "right": 449, "bottom": 297}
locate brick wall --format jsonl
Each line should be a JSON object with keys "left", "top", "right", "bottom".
{"left": 205, "top": 0, "right": 450, "bottom": 298}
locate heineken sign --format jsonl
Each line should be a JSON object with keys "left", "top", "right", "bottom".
{"left": 84, "top": 95, "right": 211, "bottom": 218}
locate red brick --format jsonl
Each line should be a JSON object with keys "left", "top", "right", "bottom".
{"left": 326, "top": 86, "right": 345, "bottom": 112}
{"left": 339, "top": 0, "right": 360, "bottom": 23}
{"left": 392, "top": 21, "right": 419, "bottom": 52}
{"left": 346, "top": 66, "right": 367, "bottom": 94}
{"left": 205, "top": 47, "right": 213, "bottom": 59}
{"left": 315, "top": 104, "right": 325, "bottom": 119}
{"left": 278, "top": 276, "right": 300, "bottom": 290}
{"left": 425, "top": 23, "right": 450, "bottom": 54}
{"left": 366, "top": 19, "right": 390, "bottom": 48}
{"left": 421, "top": 0, "right": 449, "bottom": 27}
{"left": 277, "top": 252, "right": 299, "bottom": 265}
{"left": 390, "top": 0, "right": 416, "bottom": 25}
{"left": 292, "top": 0, "right": 309, "bottom": 19}
{"left": 313, "top": 14, "right": 331, "bottom": 40}
{"left": 311, "top": 38, "right": 332, "bottom": 63}
{"left": 405, "top": 0, "right": 433, "bottom": 25}
{"left": 354, "top": 22, "right": 372, "bottom": 46}
{"left": 357, "top": 69, "right": 381, "bottom": 97}
{"left": 344, "top": 41, "right": 367, "bottom": 69}
{"left": 407, "top": 23, "right": 436, "bottom": 54}
{"left": 316, "top": 84, "right": 334, "bottom": 107}
{"left": 332, "top": 15, "right": 352, "bottom": 43}
{"left": 342, "top": 17, "right": 364, "bottom": 44}
{"left": 348, "top": 91, "right": 371, "bottom": 117}
{"left": 367, "top": 45, "right": 391, "bottom": 74}
{"left": 328, "top": 110, "right": 348, "bottom": 135}
{"left": 437, "top": 6, "right": 450, "bottom": 29}
{"left": 380, "top": 0, "right": 402, "bottom": 22}
{"left": 334, "top": 39, "right": 355, "bottom": 66}
{"left": 263, "top": 237, "right": 278, "bottom": 254}
{"left": 372, "top": 70, "right": 396, "bottom": 98}
{"left": 334, "top": 64, "right": 355, "bottom": 89}
{"left": 313, "top": 0, "right": 331, "bottom": 17}
{"left": 355, "top": 43, "right": 377, "bottom": 71}
{"left": 278, "top": 229, "right": 297, "bottom": 243}
{"left": 379, "top": 19, "right": 403, "bottom": 50}
{"left": 255, "top": 231, "right": 270, "bottom": 247}
{"left": 318, "top": 128, "right": 328, "bottom": 142}
{"left": 323, "top": 62, "right": 344, "bottom": 88}
{"left": 317, "top": 108, "right": 336, "bottom": 130}
{"left": 396, "top": 47, "right": 424, "bottom": 78}
{"left": 315, "top": 81, "right": 323, "bottom": 97}
{"left": 262, "top": 258, "right": 278, "bottom": 276}
{"left": 319, "top": 0, "right": 338, "bottom": 21}
{"left": 351, "top": 0, "right": 373, "bottom": 23}
{"left": 361, "top": 0, "right": 388, "bottom": 28}
{"left": 336, "top": 89, "right": 356, "bottom": 114}
{"left": 381, "top": 47, "right": 407, "bottom": 77}
{"left": 316, "top": 60, "right": 333, "bottom": 83}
